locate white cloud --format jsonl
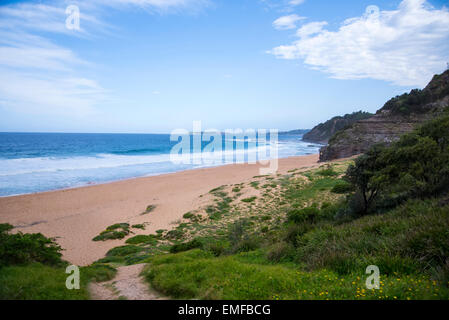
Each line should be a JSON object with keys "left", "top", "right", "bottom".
{"left": 289, "top": 0, "right": 305, "bottom": 6}
{"left": 295, "top": 21, "right": 327, "bottom": 37}
{"left": 269, "top": 0, "right": 449, "bottom": 87}
{"left": 93, "top": 0, "right": 210, "bottom": 13}
{"left": 0, "top": 2, "right": 107, "bottom": 116}
{"left": 273, "top": 14, "right": 306, "bottom": 30}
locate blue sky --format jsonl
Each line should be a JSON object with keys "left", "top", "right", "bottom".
{"left": 0, "top": 0, "right": 448, "bottom": 133}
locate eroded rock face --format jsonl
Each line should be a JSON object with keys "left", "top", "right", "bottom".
{"left": 319, "top": 70, "right": 449, "bottom": 162}
{"left": 303, "top": 111, "right": 373, "bottom": 144}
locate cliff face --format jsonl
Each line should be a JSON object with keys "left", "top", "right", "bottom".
{"left": 320, "top": 70, "right": 449, "bottom": 162}
{"left": 302, "top": 111, "right": 373, "bottom": 144}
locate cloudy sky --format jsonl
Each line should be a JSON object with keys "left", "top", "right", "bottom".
{"left": 0, "top": 0, "right": 448, "bottom": 133}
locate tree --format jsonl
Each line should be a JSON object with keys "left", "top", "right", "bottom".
{"left": 345, "top": 145, "right": 386, "bottom": 215}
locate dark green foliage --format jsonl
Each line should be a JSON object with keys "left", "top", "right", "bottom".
{"left": 316, "top": 165, "right": 339, "bottom": 177}
{"left": 170, "top": 238, "right": 203, "bottom": 253}
{"left": 106, "top": 245, "right": 143, "bottom": 257}
{"left": 166, "top": 229, "right": 184, "bottom": 240}
{"left": 132, "top": 224, "right": 145, "bottom": 230}
{"left": 331, "top": 180, "right": 354, "bottom": 194}
{"left": 183, "top": 212, "right": 194, "bottom": 219}
{"left": 93, "top": 231, "right": 128, "bottom": 241}
{"left": 345, "top": 145, "right": 387, "bottom": 215}
{"left": 287, "top": 207, "right": 320, "bottom": 224}
{"left": 142, "top": 205, "right": 156, "bottom": 215}
{"left": 345, "top": 115, "right": 449, "bottom": 214}
{"left": 241, "top": 196, "right": 257, "bottom": 203}
{"left": 0, "top": 223, "right": 63, "bottom": 267}
{"left": 125, "top": 234, "right": 158, "bottom": 245}
{"left": 92, "top": 223, "right": 130, "bottom": 241}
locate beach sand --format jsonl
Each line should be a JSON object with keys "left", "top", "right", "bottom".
{"left": 0, "top": 154, "right": 320, "bottom": 266}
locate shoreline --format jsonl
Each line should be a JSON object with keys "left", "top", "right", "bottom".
{"left": 0, "top": 154, "right": 318, "bottom": 199}
{"left": 0, "top": 154, "right": 322, "bottom": 266}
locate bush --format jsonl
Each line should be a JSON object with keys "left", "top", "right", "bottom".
{"left": 241, "top": 196, "right": 257, "bottom": 203}
{"left": 170, "top": 238, "right": 203, "bottom": 253}
{"left": 126, "top": 235, "right": 158, "bottom": 245}
{"left": 235, "top": 236, "right": 261, "bottom": 253}
{"left": 92, "top": 223, "right": 130, "bottom": 241}
{"left": 317, "top": 165, "right": 339, "bottom": 177}
{"left": 0, "top": 223, "right": 63, "bottom": 267}
{"left": 267, "top": 242, "right": 294, "bottom": 262}
{"left": 106, "top": 245, "right": 143, "bottom": 257}
{"left": 204, "top": 241, "right": 230, "bottom": 257}
{"left": 331, "top": 181, "right": 354, "bottom": 194}
{"left": 287, "top": 207, "right": 320, "bottom": 224}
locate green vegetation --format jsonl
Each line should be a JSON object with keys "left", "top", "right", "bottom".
{"left": 241, "top": 196, "right": 257, "bottom": 203}
{"left": 345, "top": 115, "right": 449, "bottom": 215}
{"left": 125, "top": 235, "right": 158, "bottom": 245}
{"left": 141, "top": 205, "right": 156, "bottom": 215}
{"left": 0, "top": 223, "right": 115, "bottom": 300}
{"left": 0, "top": 224, "right": 62, "bottom": 267}
{"left": 92, "top": 223, "right": 130, "bottom": 241}
{"left": 381, "top": 72, "right": 449, "bottom": 115}
{"left": 145, "top": 249, "right": 445, "bottom": 300}
{"left": 137, "top": 114, "right": 449, "bottom": 299}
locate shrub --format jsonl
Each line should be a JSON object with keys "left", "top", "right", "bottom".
{"left": 331, "top": 181, "right": 354, "bottom": 194}
{"left": 242, "top": 196, "right": 257, "bottom": 203}
{"left": 125, "top": 235, "right": 158, "bottom": 245}
{"left": 317, "top": 165, "right": 339, "bottom": 177}
{"left": 267, "top": 242, "right": 294, "bottom": 262}
{"left": 142, "top": 205, "right": 156, "bottom": 215}
{"left": 170, "top": 239, "right": 203, "bottom": 253}
{"left": 287, "top": 207, "right": 320, "bottom": 224}
{"left": 106, "top": 245, "right": 143, "bottom": 257}
{"left": 92, "top": 223, "right": 130, "bottom": 241}
{"left": 0, "top": 223, "right": 63, "bottom": 267}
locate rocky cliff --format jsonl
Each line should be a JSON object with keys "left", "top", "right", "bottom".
{"left": 319, "top": 70, "right": 449, "bottom": 162}
{"left": 302, "top": 111, "right": 373, "bottom": 144}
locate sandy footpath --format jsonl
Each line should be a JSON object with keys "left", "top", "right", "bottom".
{"left": 0, "top": 155, "right": 320, "bottom": 266}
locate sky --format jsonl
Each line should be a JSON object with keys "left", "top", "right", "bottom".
{"left": 0, "top": 0, "right": 448, "bottom": 133}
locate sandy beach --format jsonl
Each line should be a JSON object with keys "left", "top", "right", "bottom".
{"left": 0, "top": 154, "right": 320, "bottom": 266}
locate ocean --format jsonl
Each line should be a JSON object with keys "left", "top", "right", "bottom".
{"left": 0, "top": 132, "right": 321, "bottom": 197}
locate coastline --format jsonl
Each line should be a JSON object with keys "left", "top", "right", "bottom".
{"left": 0, "top": 154, "right": 320, "bottom": 266}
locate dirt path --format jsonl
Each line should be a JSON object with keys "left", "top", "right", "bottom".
{"left": 89, "top": 264, "right": 167, "bottom": 300}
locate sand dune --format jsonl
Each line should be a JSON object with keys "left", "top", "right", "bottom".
{"left": 0, "top": 155, "right": 319, "bottom": 266}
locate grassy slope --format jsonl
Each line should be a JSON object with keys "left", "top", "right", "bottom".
{"left": 0, "top": 263, "right": 116, "bottom": 300}
{"left": 134, "top": 162, "right": 449, "bottom": 300}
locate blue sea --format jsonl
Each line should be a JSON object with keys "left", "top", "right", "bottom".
{"left": 0, "top": 132, "right": 321, "bottom": 197}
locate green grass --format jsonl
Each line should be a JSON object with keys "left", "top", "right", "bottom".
{"left": 90, "top": 157, "right": 449, "bottom": 300}
{"left": 0, "top": 262, "right": 117, "bottom": 300}
{"left": 144, "top": 250, "right": 446, "bottom": 300}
